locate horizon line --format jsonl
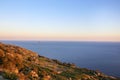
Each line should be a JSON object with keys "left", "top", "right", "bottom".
{"left": 0, "top": 39, "right": 120, "bottom": 43}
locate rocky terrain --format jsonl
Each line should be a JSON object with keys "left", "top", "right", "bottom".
{"left": 0, "top": 42, "right": 119, "bottom": 80}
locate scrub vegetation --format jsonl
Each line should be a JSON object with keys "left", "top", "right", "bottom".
{"left": 0, "top": 42, "right": 119, "bottom": 80}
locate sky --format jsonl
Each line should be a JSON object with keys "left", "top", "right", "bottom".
{"left": 0, "top": 0, "right": 120, "bottom": 41}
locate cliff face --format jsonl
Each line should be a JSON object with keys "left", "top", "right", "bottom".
{"left": 0, "top": 42, "right": 119, "bottom": 80}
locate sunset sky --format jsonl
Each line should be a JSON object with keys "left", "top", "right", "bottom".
{"left": 0, "top": 0, "right": 120, "bottom": 41}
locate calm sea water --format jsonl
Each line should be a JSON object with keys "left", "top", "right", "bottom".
{"left": 1, "top": 41, "right": 120, "bottom": 77}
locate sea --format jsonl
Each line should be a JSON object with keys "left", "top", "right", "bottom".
{"left": 1, "top": 41, "right": 120, "bottom": 77}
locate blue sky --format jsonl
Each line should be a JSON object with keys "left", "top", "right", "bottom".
{"left": 0, "top": 0, "right": 120, "bottom": 41}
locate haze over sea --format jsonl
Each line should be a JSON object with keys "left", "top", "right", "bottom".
{"left": 1, "top": 41, "right": 120, "bottom": 77}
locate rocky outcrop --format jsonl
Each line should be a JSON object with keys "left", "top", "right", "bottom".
{"left": 0, "top": 42, "right": 119, "bottom": 80}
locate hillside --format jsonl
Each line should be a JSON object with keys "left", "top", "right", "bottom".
{"left": 0, "top": 42, "right": 119, "bottom": 80}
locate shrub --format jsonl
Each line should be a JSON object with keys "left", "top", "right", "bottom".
{"left": 2, "top": 72, "right": 18, "bottom": 80}
{"left": 52, "top": 59, "right": 62, "bottom": 65}
{"left": 0, "top": 58, "right": 3, "bottom": 64}
{"left": 60, "top": 71, "right": 75, "bottom": 79}
{"left": 52, "top": 75, "right": 67, "bottom": 80}
{"left": 19, "top": 66, "right": 31, "bottom": 75}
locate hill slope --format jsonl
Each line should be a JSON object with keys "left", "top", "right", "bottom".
{"left": 0, "top": 42, "right": 119, "bottom": 80}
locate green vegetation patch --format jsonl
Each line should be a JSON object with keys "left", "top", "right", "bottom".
{"left": 2, "top": 72, "right": 18, "bottom": 80}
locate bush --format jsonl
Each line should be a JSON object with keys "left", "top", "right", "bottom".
{"left": 19, "top": 66, "right": 31, "bottom": 75}
{"left": 52, "top": 75, "right": 67, "bottom": 80}
{"left": 2, "top": 72, "right": 18, "bottom": 80}
{"left": 60, "top": 71, "right": 76, "bottom": 79}
{"left": 0, "top": 58, "right": 3, "bottom": 65}
{"left": 52, "top": 59, "right": 62, "bottom": 65}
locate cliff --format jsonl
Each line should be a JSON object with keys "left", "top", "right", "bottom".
{"left": 0, "top": 42, "right": 119, "bottom": 80}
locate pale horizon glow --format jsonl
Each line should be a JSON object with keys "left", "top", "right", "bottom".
{"left": 0, "top": 0, "right": 120, "bottom": 42}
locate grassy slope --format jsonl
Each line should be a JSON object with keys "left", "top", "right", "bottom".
{"left": 0, "top": 42, "right": 119, "bottom": 80}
